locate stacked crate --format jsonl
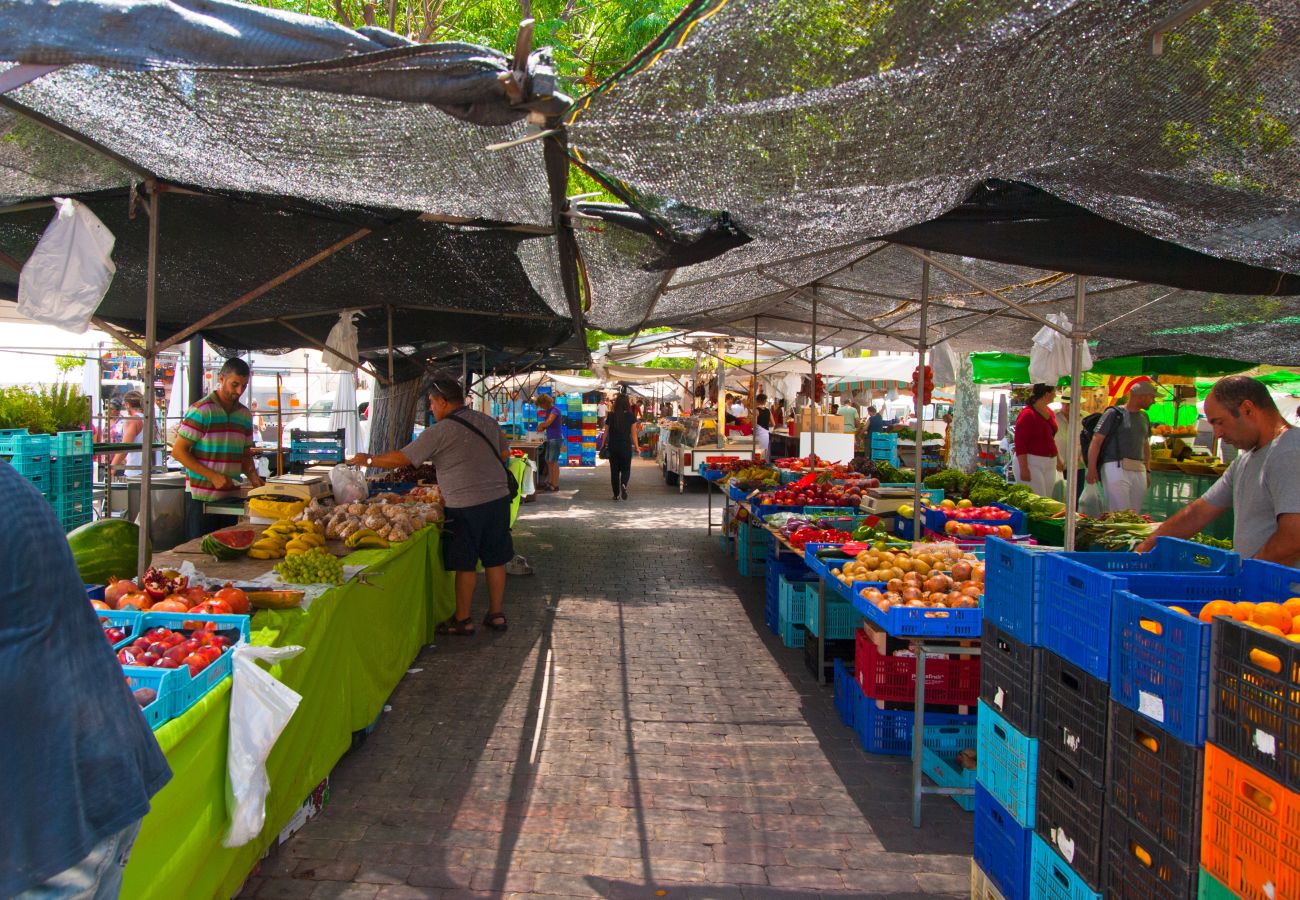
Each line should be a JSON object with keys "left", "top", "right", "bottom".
{"left": 51, "top": 430, "right": 94, "bottom": 531}
{"left": 765, "top": 549, "right": 815, "bottom": 646}
{"left": 1, "top": 430, "right": 54, "bottom": 506}
{"left": 580, "top": 402, "right": 598, "bottom": 466}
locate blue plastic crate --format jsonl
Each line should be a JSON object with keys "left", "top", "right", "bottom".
{"left": 852, "top": 682, "right": 977, "bottom": 756}
{"left": 778, "top": 575, "right": 815, "bottom": 626}
{"left": 973, "top": 784, "right": 1032, "bottom": 900}
{"left": 982, "top": 537, "right": 1055, "bottom": 645}
{"left": 833, "top": 658, "right": 856, "bottom": 728}
{"left": 763, "top": 589, "right": 779, "bottom": 634}
{"left": 850, "top": 581, "right": 983, "bottom": 638}
{"left": 1039, "top": 537, "right": 1238, "bottom": 681}
{"left": 0, "top": 432, "right": 51, "bottom": 456}
{"left": 98, "top": 608, "right": 142, "bottom": 642}
{"left": 977, "top": 700, "right": 1039, "bottom": 827}
{"left": 779, "top": 617, "right": 805, "bottom": 648}
{"left": 1110, "top": 559, "right": 1300, "bottom": 746}
{"left": 53, "top": 430, "right": 94, "bottom": 458}
{"left": 121, "top": 665, "right": 186, "bottom": 730}
{"left": 924, "top": 502, "right": 1026, "bottom": 538}
{"left": 738, "top": 522, "right": 771, "bottom": 560}
{"left": 1029, "top": 833, "right": 1102, "bottom": 900}
{"left": 126, "top": 612, "right": 251, "bottom": 714}
{"left": 805, "top": 593, "right": 865, "bottom": 640}
{"left": 921, "top": 744, "right": 976, "bottom": 812}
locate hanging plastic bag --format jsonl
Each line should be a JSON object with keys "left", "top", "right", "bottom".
{"left": 223, "top": 644, "right": 305, "bottom": 847}
{"left": 330, "top": 464, "right": 368, "bottom": 504}
{"left": 322, "top": 310, "right": 361, "bottom": 373}
{"left": 930, "top": 341, "right": 960, "bottom": 385}
{"left": 1079, "top": 481, "right": 1105, "bottom": 518}
{"left": 1029, "top": 313, "right": 1093, "bottom": 384}
{"left": 1051, "top": 476, "right": 1068, "bottom": 503}
{"left": 17, "top": 198, "right": 117, "bottom": 334}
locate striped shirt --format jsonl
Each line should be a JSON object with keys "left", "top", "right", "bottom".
{"left": 176, "top": 392, "right": 253, "bottom": 501}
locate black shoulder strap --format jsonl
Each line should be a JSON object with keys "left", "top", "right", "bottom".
{"left": 444, "top": 409, "right": 509, "bottom": 472}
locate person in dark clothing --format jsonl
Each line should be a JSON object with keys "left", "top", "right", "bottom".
{"left": 754, "top": 393, "right": 773, "bottom": 457}
{"left": 604, "top": 393, "right": 637, "bottom": 501}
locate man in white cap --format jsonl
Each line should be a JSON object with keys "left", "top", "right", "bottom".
{"left": 1086, "top": 381, "right": 1158, "bottom": 513}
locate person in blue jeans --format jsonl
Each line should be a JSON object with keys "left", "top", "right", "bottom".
{"left": 535, "top": 393, "right": 564, "bottom": 492}
{"left": 1, "top": 462, "right": 171, "bottom": 899}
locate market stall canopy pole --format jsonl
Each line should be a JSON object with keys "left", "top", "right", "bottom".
{"left": 137, "top": 185, "right": 158, "bottom": 580}
{"left": 912, "top": 256, "right": 930, "bottom": 545}
{"left": 1065, "top": 276, "right": 1087, "bottom": 551}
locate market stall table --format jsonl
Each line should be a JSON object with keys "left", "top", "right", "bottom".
{"left": 120, "top": 524, "right": 455, "bottom": 900}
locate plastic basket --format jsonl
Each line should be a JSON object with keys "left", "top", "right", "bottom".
{"left": 977, "top": 700, "right": 1039, "bottom": 827}
{"left": 855, "top": 622, "right": 980, "bottom": 705}
{"left": 1038, "top": 651, "right": 1109, "bottom": 786}
{"left": 763, "top": 586, "right": 779, "bottom": 635}
{"left": 1199, "top": 743, "right": 1300, "bottom": 900}
{"left": 920, "top": 743, "right": 976, "bottom": 811}
{"left": 738, "top": 521, "right": 772, "bottom": 560}
{"left": 804, "top": 593, "right": 864, "bottom": 640}
{"left": 778, "top": 575, "right": 814, "bottom": 626}
{"left": 1106, "top": 703, "right": 1203, "bottom": 866}
{"left": 1029, "top": 833, "right": 1103, "bottom": 900}
{"left": 1104, "top": 804, "right": 1198, "bottom": 900}
{"left": 980, "top": 621, "right": 1040, "bottom": 736}
{"left": 53, "top": 430, "right": 94, "bottom": 458}
{"left": 1034, "top": 744, "right": 1107, "bottom": 892}
{"left": 850, "top": 581, "right": 983, "bottom": 638}
{"left": 971, "top": 859, "right": 1010, "bottom": 900}
{"left": 779, "top": 616, "right": 805, "bottom": 648}
{"left": 121, "top": 665, "right": 185, "bottom": 730}
{"left": 1039, "top": 537, "right": 1238, "bottom": 681}
{"left": 982, "top": 537, "right": 1054, "bottom": 645}
{"left": 51, "top": 460, "right": 93, "bottom": 497}
{"left": 1197, "top": 868, "right": 1234, "bottom": 900}
{"left": 924, "top": 503, "right": 1026, "bottom": 538}
{"left": 128, "top": 611, "right": 251, "bottom": 715}
{"left": 1210, "top": 615, "right": 1300, "bottom": 792}
{"left": 973, "top": 785, "right": 1032, "bottom": 900}
{"left": 833, "top": 658, "right": 856, "bottom": 728}
{"left": 0, "top": 431, "right": 51, "bottom": 457}
{"left": 852, "top": 685, "right": 976, "bottom": 757}
{"left": 1026, "top": 516, "right": 1065, "bottom": 548}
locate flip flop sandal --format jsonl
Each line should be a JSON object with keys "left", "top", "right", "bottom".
{"left": 438, "top": 616, "right": 476, "bottom": 636}
{"left": 482, "top": 612, "right": 508, "bottom": 632}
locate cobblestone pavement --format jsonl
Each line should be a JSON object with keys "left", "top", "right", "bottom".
{"left": 243, "top": 460, "right": 972, "bottom": 900}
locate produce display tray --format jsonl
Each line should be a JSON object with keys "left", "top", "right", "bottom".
{"left": 122, "top": 665, "right": 186, "bottom": 730}
{"left": 974, "top": 784, "right": 1032, "bottom": 900}
{"left": 923, "top": 502, "right": 1025, "bottom": 537}
{"left": 116, "top": 612, "right": 251, "bottom": 716}
{"left": 982, "top": 537, "right": 1054, "bottom": 645}
{"left": 850, "top": 580, "right": 982, "bottom": 638}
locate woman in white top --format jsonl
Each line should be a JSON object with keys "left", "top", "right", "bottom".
{"left": 110, "top": 391, "right": 146, "bottom": 477}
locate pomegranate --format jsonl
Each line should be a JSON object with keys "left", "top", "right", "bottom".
{"left": 104, "top": 577, "right": 139, "bottom": 609}
{"left": 151, "top": 598, "right": 188, "bottom": 613}
{"left": 181, "top": 586, "right": 209, "bottom": 608}
{"left": 191, "top": 599, "right": 233, "bottom": 616}
{"left": 90, "top": 599, "right": 111, "bottom": 611}
{"left": 116, "top": 592, "right": 152, "bottom": 611}
{"left": 214, "top": 584, "right": 249, "bottom": 615}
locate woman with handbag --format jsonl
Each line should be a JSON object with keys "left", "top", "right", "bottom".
{"left": 1013, "top": 383, "right": 1063, "bottom": 497}
{"left": 603, "top": 394, "right": 637, "bottom": 501}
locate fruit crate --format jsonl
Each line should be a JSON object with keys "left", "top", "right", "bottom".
{"left": 852, "top": 685, "right": 975, "bottom": 757}
{"left": 977, "top": 700, "right": 1039, "bottom": 827}
{"left": 1026, "top": 515, "right": 1065, "bottom": 548}
{"left": 51, "top": 460, "right": 93, "bottom": 499}
{"left": 1038, "top": 651, "right": 1109, "bottom": 786}
{"left": 833, "top": 658, "right": 856, "bottom": 728}
{"left": 920, "top": 743, "right": 976, "bottom": 811}
{"left": 1029, "top": 833, "right": 1103, "bottom": 900}
{"left": 1199, "top": 742, "right": 1300, "bottom": 900}
{"left": 53, "top": 430, "right": 94, "bottom": 458}
{"left": 1104, "top": 804, "right": 1198, "bottom": 900}
{"left": 804, "top": 592, "right": 864, "bottom": 640}
{"left": 1039, "top": 537, "right": 1237, "bottom": 681}
{"left": 970, "top": 858, "right": 1011, "bottom": 900}
{"left": 973, "top": 784, "right": 1032, "bottom": 900}
{"left": 980, "top": 620, "right": 1040, "bottom": 736}
{"left": 121, "top": 665, "right": 185, "bottom": 730}
{"left": 1107, "top": 703, "right": 1203, "bottom": 866}
{"left": 856, "top": 621, "right": 980, "bottom": 705}
{"left": 850, "top": 581, "right": 983, "bottom": 639}
{"left": 98, "top": 608, "right": 142, "bottom": 642}
{"left": 1034, "top": 743, "right": 1107, "bottom": 892}
{"left": 982, "top": 537, "right": 1054, "bottom": 645}
{"left": 1210, "top": 615, "right": 1300, "bottom": 792}
{"left": 923, "top": 503, "right": 1026, "bottom": 538}
{"left": 1197, "top": 869, "right": 1234, "bottom": 899}
{"left": 779, "top": 614, "right": 805, "bottom": 648}
{"left": 803, "top": 629, "right": 855, "bottom": 681}
{"left": 1113, "top": 559, "right": 1300, "bottom": 747}
{"left": 125, "top": 612, "right": 252, "bottom": 715}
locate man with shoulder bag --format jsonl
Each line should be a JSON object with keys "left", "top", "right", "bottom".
{"left": 1085, "top": 381, "right": 1157, "bottom": 514}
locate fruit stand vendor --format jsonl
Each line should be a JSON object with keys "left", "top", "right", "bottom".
{"left": 1137, "top": 376, "right": 1300, "bottom": 565}
{"left": 171, "top": 357, "right": 264, "bottom": 540}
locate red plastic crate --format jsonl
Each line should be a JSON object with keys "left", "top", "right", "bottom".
{"left": 854, "top": 623, "right": 980, "bottom": 705}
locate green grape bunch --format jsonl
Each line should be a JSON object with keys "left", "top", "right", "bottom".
{"left": 275, "top": 547, "right": 345, "bottom": 585}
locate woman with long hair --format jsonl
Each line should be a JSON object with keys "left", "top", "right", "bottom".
{"left": 1013, "top": 383, "right": 1062, "bottom": 496}
{"left": 604, "top": 393, "right": 636, "bottom": 501}
{"left": 534, "top": 393, "right": 563, "bottom": 491}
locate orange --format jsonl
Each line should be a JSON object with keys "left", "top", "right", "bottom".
{"left": 1292, "top": 615, "right": 1300, "bottom": 634}
{"left": 1168, "top": 606, "right": 1193, "bottom": 617}
{"left": 1258, "top": 625, "right": 1286, "bottom": 636}
{"left": 1199, "top": 599, "right": 1236, "bottom": 623}
{"left": 1252, "top": 603, "right": 1293, "bottom": 634}
{"left": 1232, "top": 602, "right": 1256, "bottom": 622}
{"left": 1283, "top": 597, "right": 1300, "bottom": 615}
{"left": 1288, "top": 633, "right": 1300, "bottom": 643}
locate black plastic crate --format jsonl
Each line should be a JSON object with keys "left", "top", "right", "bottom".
{"left": 1106, "top": 702, "right": 1203, "bottom": 866}
{"left": 803, "top": 628, "right": 855, "bottom": 681}
{"left": 1039, "top": 650, "right": 1109, "bottom": 786}
{"left": 981, "top": 620, "right": 1041, "bottom": 737}
{"left": 1103, "top": 804, "right": 1198, "bottom": 899}
{"left": 1035, "top": 743, "right": 1107, "bottom": 892}
{"left": 1210, "top": 617, "right": 1300, "bottom": 791}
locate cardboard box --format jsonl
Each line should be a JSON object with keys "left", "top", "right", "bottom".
{"left": 798, "top": 410, "right": 845, "bottom": 433}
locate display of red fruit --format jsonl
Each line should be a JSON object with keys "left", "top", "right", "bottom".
{"left": 103, "top": 577, "right": 139, "bottom": 609}
{"left": 182, "top": 653, "right": 208, "bottom": 676}
{"left": 181, "top": 586, "right": 209, "bottom": 608}
{"left": 150, "top": 598, "right": 188, "bottom": 613}
{"left": 214, "top": 584, "right": 249, "bottom": 615}
{"left": 155, "top": 657, "right": 180, "bottom": 669}
{"left": 191, "top": 599, "right": 233, "bottom": 616}
{"left": 104, "top": 626, "right": 126, "bottom": 644}
{"left": 163, "top": 644, "right": 190, "bottom": 663}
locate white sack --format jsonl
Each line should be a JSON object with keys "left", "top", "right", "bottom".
{"left": 17, "top": 198, "right": 116, "bottom": 333}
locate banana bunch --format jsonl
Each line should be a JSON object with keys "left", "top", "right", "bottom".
{"left": 344, "top": 528, "right": 390, "bottom": 550}
{"left": 249, "top": 519, "right": 327, "bottom": 559}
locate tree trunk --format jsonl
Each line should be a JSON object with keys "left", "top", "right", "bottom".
{"left": 951, "top": 352, "right": 979, "bottom": 473}
{"left": 368, "top": 376, "right": 423, "bottom": 460}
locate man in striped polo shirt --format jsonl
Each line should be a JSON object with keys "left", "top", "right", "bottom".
{"left": 172, "top": 357, "right": 263, "bottom": 539}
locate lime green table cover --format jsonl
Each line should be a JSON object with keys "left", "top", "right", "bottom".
{"left": 509, "top": 455, "right": 527, "bottom": 525}
{"left": 121, "top": 526, "right": 455, "bottom": 900}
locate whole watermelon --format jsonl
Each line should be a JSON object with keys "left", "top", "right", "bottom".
{"left": 67, "top": 519, "right": 152, "bottom": 585}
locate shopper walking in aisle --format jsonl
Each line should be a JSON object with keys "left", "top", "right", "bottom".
{"left": 754, "top": 393, "right": 773, "bottom": 457}
{"left": 348, "top": 378, "right": 514, "bottom": 635}
{"left": 535, "top": 393, "right": 563, "bottom": 492}
{"left": 1013, "top": 383, "right": 1061, "bottom": 496}
{"left": 1053, "top": 394, "right": 1085, "bottom": 500}
{"left": 0, "top": 463, "right": 171, "bottom": 899}
{"left": 604, "top": 393, "right": 637, "bottom": 501}
{"left": 1086, "top": 380, "right": 1156, "bottom": 513}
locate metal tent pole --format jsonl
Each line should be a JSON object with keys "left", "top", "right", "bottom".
{"left": 137, "top": 186, "right": 159, "bottom": 579}
{"left": 717, "top": 342, "right": 726, "bottom": 450}
{"left": 913, "top": 255, "right": 930, "bottom": 540}
{"left": 1064, "top": 275, "right": 1087, "bottom": 551}
{"left": 752, "top": 317, "right": 759, "bottom": 461}
{"left": 810, "top": 291, "right": 818, "bottom": 466}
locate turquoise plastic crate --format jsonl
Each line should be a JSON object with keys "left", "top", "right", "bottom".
{"left": 804, "top": 593, "right": 865, "bottom": 640}
{"left": 53, "top": 430, "right": 94, "bottom": 458}
{"left": 778, "top": 575, "right": 814, "bottom": 625}
{"left": 1029, "top": 833, "right": 1102, "bottom": 900}
{"left": 976, "top": 700, "right": 1039, "bottom": 827}
{"left": 921, "top": 744, "right": 976, "bottom": 812}
{"left": 121, "top": 665, "right": 186, "bottom": 730}
{"left": 738, "top": 521, "right": 771, "bottom": 560}
{"left": 778, "top": 617, "right": 805, "bottom": 648}
{"left": 125, "top": 612, "right": 251, "bottom": 715}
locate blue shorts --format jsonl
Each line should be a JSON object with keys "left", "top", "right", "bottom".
{"left": 541, "top": 437, "right": 564, "bottom": 463}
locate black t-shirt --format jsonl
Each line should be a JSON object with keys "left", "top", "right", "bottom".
{"left": 757, "top": 408, "right": 772, "bottom": 429}
{"left": 605, "top": 410, "right": 636, "bottom": 452}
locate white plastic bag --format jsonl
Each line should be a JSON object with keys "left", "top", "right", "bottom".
{"left": 224, "top": 644, "right": 305, "bottom": 847}
{"left": 330, "top": 464, "right": 367, "bottom": 504}
{"left": 17, "top": 198, "right": 117, "bottom": 333}
{"left": 1029, "top": 313, "right": 1093, "bottom": 385}
{"left": 1079, "top": 481, "right": 1105, "bottom": 518}
{"left": 322, "top": 310, "right": 361, "bottom": 373}
{"left": 929, "top": 341, "right": 960, "bottom": 385}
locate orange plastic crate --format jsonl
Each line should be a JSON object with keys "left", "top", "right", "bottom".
{"left": 1200, "top": 743, "right": 1300, "bottom": 900}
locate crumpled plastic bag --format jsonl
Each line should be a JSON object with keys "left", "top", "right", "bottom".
{"left": 1029, "top": 313, "right": 1093, "bottom": 385}
{"left": 1079, "top": 481, "right": 1105, "bottom": 518}
{"left": 330, "top": 464, "right": 367, "bottom": 504}
{"left": 224, "top": 644, "right": 305, "bottom": 847}
{"left": 322, "top": 310, "right": 361, "bottom": 373}
{"left": 929, "top": 341, "right": 960, "bottom": 385}
{"left": 17, "top": 198, "right": 116, "bottom": 333}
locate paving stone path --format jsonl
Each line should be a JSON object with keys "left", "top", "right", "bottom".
{"left": 243, "top": 460, "right": 972, "bottom": 899}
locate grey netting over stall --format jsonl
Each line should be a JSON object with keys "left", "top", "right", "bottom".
{"left": 566, "top": 0, "right": 1300, "bottom": 361}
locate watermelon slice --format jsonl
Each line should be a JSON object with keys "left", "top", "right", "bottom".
{"left": 201, "top": 528, "right": 255, "bottom": 561}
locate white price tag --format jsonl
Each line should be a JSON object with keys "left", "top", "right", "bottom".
{"left": 1062, "top": 728, "right": 1080, "bottom": 753}
{"left": 1053, "top": 828, "right": 1076, "bottom": 864}
{"left": 994, "top": 687, "right": 1006, "bottom": 710}
{"left": 1138, "top": 691, "right": 1166, "bottom": 723}
{"left": 1264, "top": 881, "right": 1275, "bottom": 900}
{"left": 1254, "top": 729, "right": 1278, "bottom": 758}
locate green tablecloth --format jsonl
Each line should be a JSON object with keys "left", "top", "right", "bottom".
{"left": 510, "top": 455, "right": 527, "bottom": 526}
{"left": 122, "top": 526, "right": 455, "bottom": 900}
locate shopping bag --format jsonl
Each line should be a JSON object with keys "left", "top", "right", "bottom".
{"left": 322, "top": 310, "right": 361, "bottom": 372}
{"left": 1079, "top": 481, "right": 1105, "bottom": 518}
{"left": 224, "top": 644, "right": 305, "bottom": 847}
{"left": 330, "top": 464, "right": 368, "bottom": 504}
{"left": 17, "top": 198, "right": 116, "bottom": 333}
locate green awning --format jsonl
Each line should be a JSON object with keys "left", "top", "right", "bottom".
{"left": 970, "top": 352, "right": 1255, "bottom": 384}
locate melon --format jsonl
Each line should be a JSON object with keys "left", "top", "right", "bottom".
{"left": 201, "top": 528, "right": 255, "bottom": 561}
{"left": 67, "top": 519, "right": 150, "bottom": 585}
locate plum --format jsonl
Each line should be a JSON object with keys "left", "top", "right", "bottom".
{"left": 133, "top": 687, "right": 158, "bottom": 708}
